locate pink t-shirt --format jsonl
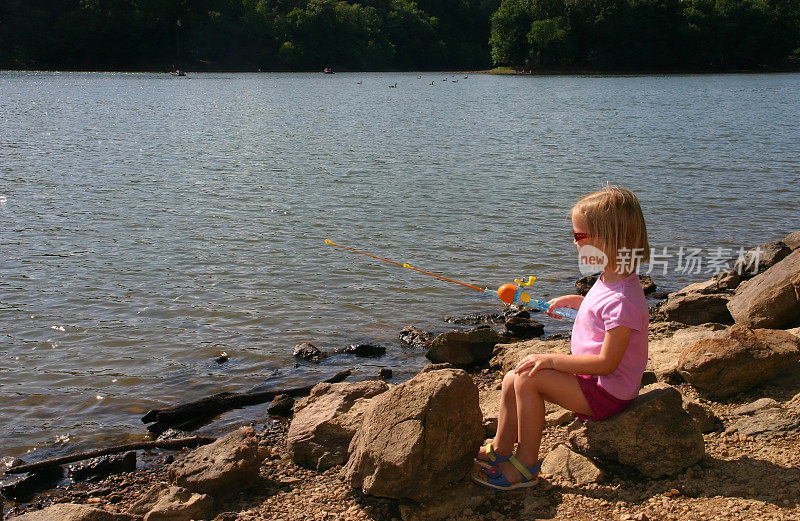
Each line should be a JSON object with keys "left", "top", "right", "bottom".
{"left": 571, "top": 273, "right": 649, "bottom": 401}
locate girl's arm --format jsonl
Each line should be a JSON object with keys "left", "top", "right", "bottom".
{"left": 546, "top": 295, "right": 584, "bottom": 318}
{"left": 515, "top": 326, "right": 632, "bottom": 377}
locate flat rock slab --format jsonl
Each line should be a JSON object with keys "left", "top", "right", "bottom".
{"left": 568, "top": 384, "right": 704, "bottom": 478}
{"left": 10, "top": 504, "right": 142, "bottom": 521}
{"left": 128, "top": 484, "right": 213, "bottom": 521}
{"left": 168, "top": 426, "right": 264, "bottom": 496}
{"left": 730, "top": 408, "right": 800, "bottom": 439}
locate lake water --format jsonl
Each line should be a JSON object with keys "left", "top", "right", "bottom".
{"left": 1, "top": 71, "right": 799, "bottom": 460}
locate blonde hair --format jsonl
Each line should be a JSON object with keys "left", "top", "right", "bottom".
{"left": 572, "top": 186, "right": 650, "bottom": 274}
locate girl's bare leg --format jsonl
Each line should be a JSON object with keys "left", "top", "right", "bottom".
{"left": 477, "top": 370, "right": 517, "bottom": 460}
{"left": 489, "top": 369, "right": 592, "bottom": 483}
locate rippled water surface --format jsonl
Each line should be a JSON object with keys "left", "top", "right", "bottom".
{"left": 1, "top": 71, "right": 799, "bottom": 458}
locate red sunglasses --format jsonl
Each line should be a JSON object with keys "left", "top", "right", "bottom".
{"left": 573, "top": 231, "right": 595, "bottom": 242}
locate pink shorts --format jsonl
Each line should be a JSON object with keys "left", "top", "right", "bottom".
{"left": 575, "top": 374, "right": 635, "bottom": 421}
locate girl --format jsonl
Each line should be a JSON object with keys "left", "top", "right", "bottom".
{"left": 472, "top": 186, "right": 650, "bottom": 491}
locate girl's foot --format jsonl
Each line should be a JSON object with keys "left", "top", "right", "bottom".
{"left": 472, "top": 455, "right": 541, "bottom": 491}
{"left": 474, "top": 442, "right": 512, "bottom": 468}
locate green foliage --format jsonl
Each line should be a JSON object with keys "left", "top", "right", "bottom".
{"left": 0, "top": 0, "right": 796, "bottom": 70}
{"left": 0, "top": 0, "right": 496, "bottom": 70}
{"left": 490, "top": 0, "right": 800, "bottom": 69}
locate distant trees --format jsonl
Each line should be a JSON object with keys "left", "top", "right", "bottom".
{"left": 0, "top": 0, "right": 498, "bottom": 70}
{"left": 489, "top": 0, "right": 800, "bottom": 70}
{"left": 0, "top": 0, "right": 796, "bottom": 70}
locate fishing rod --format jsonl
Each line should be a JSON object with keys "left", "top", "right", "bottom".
{"left": 324, "top": 239, "right": 578, "bottom": 320}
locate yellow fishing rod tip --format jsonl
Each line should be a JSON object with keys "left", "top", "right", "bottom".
{"left": 325, "top": 239, "right": 334, "bottom": 245}
{"left": 403, "top": 263, "right": 413, "bottom": 269}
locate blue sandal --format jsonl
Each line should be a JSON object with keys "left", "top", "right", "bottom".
{"left": 474, "top": 441, "right": 512, "bottom": 469}
{"left": 472, "top": 455, "right": 541, "bottom": 491}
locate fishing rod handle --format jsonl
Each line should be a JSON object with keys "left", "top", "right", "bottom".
{"left": 529, "top": 299, "right": 578, "bottom": 320}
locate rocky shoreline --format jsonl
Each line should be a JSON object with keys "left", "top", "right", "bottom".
{"left": 3, "top": 231, "right": 799, "bottom": 521}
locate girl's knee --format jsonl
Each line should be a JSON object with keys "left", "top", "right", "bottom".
{"left": 501, "top": 370, "right": 516, "bottom": 392}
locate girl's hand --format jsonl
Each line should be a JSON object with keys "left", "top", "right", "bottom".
{"left": 546, "top": 295, "right": 584, "bottom": 319}
{"left": 514, "top": 354, "right": 554, "bottom": 377}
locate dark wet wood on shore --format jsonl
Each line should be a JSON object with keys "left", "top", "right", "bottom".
{"left": 141, "top": 369, "right": 352, "bottom": 432}
{"left": 5, "top": 436, "right": 217, "bottom": 474}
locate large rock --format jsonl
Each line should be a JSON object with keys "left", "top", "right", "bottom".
{"left": 287, "top": 380, "right": 389, "bottom": 470}
{"left": 168, "top": 426, "right": 265, "bottom": 496}
{"left": 341, "top": 368, "right": 483, "bottom": 502}
{"left": 660, "top": 292, "right": 733, "bottom": 325}
{"left": 727, "top": 248, "right": 800, "bottom": 329}
{"left": 425, "top": 327, "right": 503, "bottom": 367}
{"left": 10, "top": 504, "right": 141, "bottom": 521}
{"left": 540, "top": 443, "right": 605, "bottom": 485}
{"left": 646, "top": 323, "right": 728, "bottom": 382}
{"left": 568, "top": 384, "right": 704, "bottom": 478}
{"left": 677, "top": 325, "right": 800, "bottom": 399}
{"left": 733, "top": 240, "right": 792, "bottom": 279}
{"left": 128, "top": 484, "right": 213, "bottom": 521}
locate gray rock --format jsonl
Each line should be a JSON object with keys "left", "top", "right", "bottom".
{"left": 267, "top": 393, "right": 294, "bottom": 417}
{"left": 733, "top": 240, "right": 792, "bottom": 279}
{"left": 732, "top": 398, "right": 781, "bottom": 416}
{"left": 504, "top": 316, "right": 544, "bottom": 338}
{"left": 660, "top": 292, "right": 733, "bottom": 326}
{"left": 575, "top": 275, "right": 598, "bottom": 296}
{"left": 341, "top": 343, "right": 386, "bottom": 357}
{"left": 341, "top": 368, "right": 484, "bottom": 502}
{"left": 677, "top": 325, "right": 800, "bottom": 399}
{"left": 0, "top": 466, "right": 62, "bottom": 500}
{"left": 576, "top": 274, "right": 656, "bottom": 296}
{"left": 425, "top": 327, "right": 503, "bottom": 367}
{"left": 168, "top": 426, "right": 265, "bottom": 496}
{"left": 10, "top": 504, "right": 141, "bottom": 521}
{"left": 287, "top": 380, "right": 389, "bottom": 470}
{"left": 568, "top": 384, "right": 704, "bottom": 478}
{"left": 727, "top": 248, "right": 800, "bottom": 329}
{"left": 676, "top": 270, "right": 741, "bottom": 295}
{"left": 399, "top": 325, "right": 433, "bottom": 349}
{"left": 128, "top": 484, "right": 213, "bottom": 521}
{"left": 730, "top": 408, "right": 800, "bottom": 439}
{"left": 69, "top": 451, "right": 136, "bottom": 481}
{"left": 292, "top": 342, "right": 326, "bottom": 363}
{"left": 540, "top": 443, "right": 606, "bottom": 485}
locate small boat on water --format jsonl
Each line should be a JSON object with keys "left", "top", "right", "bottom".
{"left": 170, "top": 69, "right": 186, "bottom": 77}
{"left": 323, "top": 67, "right": 334, "bottom": 74}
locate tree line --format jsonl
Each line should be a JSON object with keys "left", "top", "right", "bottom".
{"left": 0, "top": 0, "right": 797, "bottom": 71}
{"left": 491, "top": 0, "right": 800, "bottom": 69}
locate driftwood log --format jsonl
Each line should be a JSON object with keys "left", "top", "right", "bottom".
{"left": 141, "top": 369, "right": 351, "bottom": 432}
{"left": 5, "top": 436, "right": 216, "bottom": 475}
